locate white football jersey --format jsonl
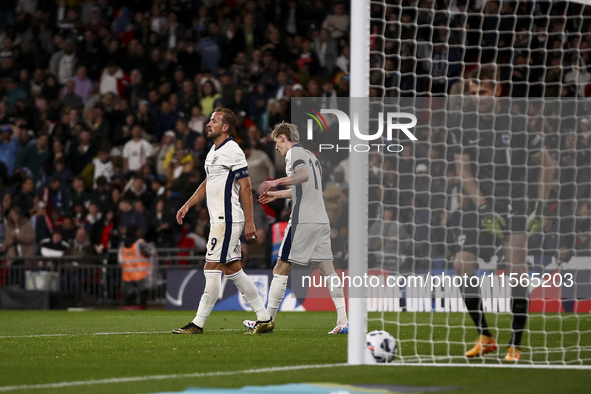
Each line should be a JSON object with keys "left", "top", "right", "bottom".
{"left": 123, "top": 139, "right": 154, "bottom": 171}
{"left": 204, "top": 138, "right": 249, "bottom": 224}
{"left": 285, "top": 144, "right": 329, "bottom": 224}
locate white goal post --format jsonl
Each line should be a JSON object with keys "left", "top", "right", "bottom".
{"left": 348, "top": 0, "right": 370, "bottom": 365}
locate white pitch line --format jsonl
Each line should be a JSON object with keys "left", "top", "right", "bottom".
{"left": 0, "top": 363, "right": 348, "bottom": 392}
{"left": 0, "top": 331, "right": 170, "bottom": 339}
{"left": 378, "top": 362, "right": 591, "bottom": 371}
{"left": 0, "top": 328, "right": 297, "bottom": 339}
{"left": 1, "top": 361, "right": 590, "bottom": 392}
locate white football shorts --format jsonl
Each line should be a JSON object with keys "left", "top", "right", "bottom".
{"left": 278, "top": 223, "right": 333, "bottom": 265}
{"left": 205, "top": 222, "right": 243, "bottom": 264}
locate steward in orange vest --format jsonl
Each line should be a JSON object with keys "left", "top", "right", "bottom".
{"left": 118, "top": 226, "right": 155, "bottom": 307}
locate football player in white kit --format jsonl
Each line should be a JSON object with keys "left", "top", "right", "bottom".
{"left": 244, "top": 122, "right": 349, "bottom": 334}
{"left": 172, "top": 108, "right": 274, "bottom": 335}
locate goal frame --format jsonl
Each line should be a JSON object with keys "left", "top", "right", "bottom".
{"left": 348, "top": 0, "right": 370, "bottom": 365}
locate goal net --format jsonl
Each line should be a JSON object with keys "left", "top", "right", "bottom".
{"left": 354, "top": 0, "right": 591, "bottom": 366}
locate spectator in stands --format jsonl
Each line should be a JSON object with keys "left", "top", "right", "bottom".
{"left": 2, "top": 206, "right": 36, "bottom": 266}
{"left": 176, "top": 117, "right": 197, "bottom": 150}
{"left": 151, "top": 130, "right": 175, "bottom": 179}
{"left": 147, "top": 198, "right": 176, "bottom": 248}
{"left": 13, "top": 177, "right": 36, "bottom": 218}
{"left": 123, "top": 176, "right": 153, "bottom": 210}
{"left": 313, "top": 29, "right": 338, "bottom": 78}
{"left": 196, "top": 29, "right": 221, "bottom": 76}
{"left": 66, "top": 226, "right": 95, "bottom": 265}
{"left": 98, "top": 61, "right": 129, "bottom": 98}
{"left": 199, "top": 79, "right": 221, "bottom": 117}
{"left": 15, "top": 132, "right": 49, "bottom": 182}
{"left": 54, "top": 39, "right": 77, "bottom": 85}
{"left": 85, "top": 6, "right": 109, "bottom": 35}
{"left": 70, "top": 65, "right": 94, "bottom": 104}
{"left": 164, "top": 138, "right": 194, "bottom": 182}
{"left": 84, "top": 201, "right": 102, "bottom": 234}
{"left": 38, "top": 228, "right": 69, "bottom": 268}
{"left": 322, "top": 2, "right": 349, "bottom": 41}
{"left": 90, "top": 206, "right": 117, "bottom": 253}
{"left": 92, "top": 144, "right": 114, "bottom": 188}
{"left": 0, "top": 124, "right": 19, "bottom": 176}
{"left": 231, "top": 13, "right": 264, "bottom": 56}
{"left": 188, "top": 105, "right": 207, "bottom": 134}
{"left": 44, "top": 176, "right": 71, "bottom": 216}
{"left": 60, "top": 80, "right": 83, "bottom": 109}
{"left": 123, "top": 125, "right": 154, "bottom": 173}
{"left": 51, "top": 157, "right": 74, "bottom": 189}
{"left": 31, "top": 200, "right": 52, "bottom": 246}
{"left": 177, "top": 81, "right": 198, "bottom": 116}
{"left": 70, "top": 176, "right": 92, "bottom": 211}
{"left": 118, "top": 197, "right": 147, "bottom": 238}
{"left": 67, "top": 129, "right": 95, "bottom": 176}
{"left": 90, "top": 175, "right": 111, "bottom": 210}
{"left": 335, "top": 45, "right": 349, "bottom": 75}
{"left": 325, "top": 166, "right": 348, "bottom": 193}
{"left": 241, "top": 142, "right": 275, "bottom": 194}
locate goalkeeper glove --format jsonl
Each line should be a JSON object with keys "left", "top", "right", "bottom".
{"left": 527, "top": 202, "right": 545, "bottom": 235}
{"left": 478, "top": 202, "right": 507, "bottom": 240}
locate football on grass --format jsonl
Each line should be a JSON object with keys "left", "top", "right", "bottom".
{"left": 366, "top": 330, "right": 397, "bottom": 363}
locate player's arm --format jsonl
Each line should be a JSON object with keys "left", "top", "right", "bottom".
{"left": 259, "top": 166, "right": 309, "bottom": 194}
{"left": 237, "top": 176, "right": 257, "bottom": 243}
{"left": 259, "top": 189, "right": 291, "bottom": 204}
{"left": 454, "top": 152, "right": 486, "bottom": 208}
{"left": 455, "top": 151, "right": 506, "bottom": 237}
{"left": 533, "top": 145, "right": 557, "bottom": 202}
{"left": 527, "top": 138, "right": 558, "bottom": 234}
{"left": 176, "top": 180, "right": 207, "bottom": 225}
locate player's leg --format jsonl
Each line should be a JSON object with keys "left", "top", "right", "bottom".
{"left": 267, "top": 259, "right": 291, "bottom": 320}
{"left": 173, "top": 222, "right": 229, "bottom": 334}
{"left": 172, "top": 262, "right": 223, "bottom": 334}
{"left": 225, "top": 260, "right": 274, "bottom": 334}
{"left": 455, "top": 209, "right": 498, "bottom": 356}
{"left": 455, "top": 249, "right": 497, "bottom": 357}
{"left": 261, "top": 222, "right": 297, "bottom": 324}
{"left": 503, "top": 231, "right": 528, "bottom": 361}
{"left": 242, "top": 227, "right": 294, "bottom": 330}
{"left": 309, "top": 223, "right": 347, "bottom": 332}
{"left": 317, "top": 260, "right": 348, "bottom": 333}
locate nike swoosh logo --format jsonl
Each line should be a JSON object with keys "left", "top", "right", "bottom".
{"left": 165, "top": 269, "right": 197, "bottom": 306}
{"left": 207, "top": 252, "right": 215, "bottom": 256}
{"left": 469, "top": 139, "right": 480, "bottom": 144}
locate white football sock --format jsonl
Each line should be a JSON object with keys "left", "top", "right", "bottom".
{"left": 227, "top": 269, "right": 271, "bottom": 322}
{"left": 327, "top": 273, "right": 348, "bottom": 326}
{"left": 192, "top": 270, "right": 221, "bottom": 328}
{"left": 267, "top": 274, "right": 289, "bottom": 320}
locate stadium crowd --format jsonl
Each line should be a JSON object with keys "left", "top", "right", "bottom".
{"left": 0, "top": 0, "right": 588, "bottom": 288}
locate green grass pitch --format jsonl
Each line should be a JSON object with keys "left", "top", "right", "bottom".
{"left": 0, "top": 310, "right": 589, "bottom": 394}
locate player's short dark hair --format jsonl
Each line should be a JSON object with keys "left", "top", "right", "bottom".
{"left": 271, "top": 122, "right": 300, "bottom": 143}
{"left": 214, "top": 107, "right": 237, "bottom": 135}
{"left": 469, "top": 64, "right": 498, "bottom": 86}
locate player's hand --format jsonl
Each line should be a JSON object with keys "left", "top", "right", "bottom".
{"left": 258, "top": 191, "right": 279, "bottom": 204}
{"left": 259, "top": 179, "right": 277, "bottom": 195}
{"left": 176, "top": 205, "right": 189, "bottom": 225}
{"left": 527, "top": 202, "right": 545, "bottom": 235}
{"left": 478, "top": 203, "right": 506, "bottom": 240}
{"left": 245, "top": 222, "right": 257, "bottom": 244}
